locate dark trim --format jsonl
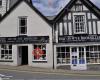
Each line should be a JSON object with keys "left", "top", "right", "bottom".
{"left": 72, "top": 11, "right": 90, "bottom": 13}
{"left": 62, "top": 19, "right": 64, "bottom": 35}
{"left": 71, "top": 12, "right": 74, "bottom": 35}
{"left": 90, "top": 13, "right": 94, "bottom": 34}
{"left": 52, "top": 24, "right": 55, "bottom": 69}
{"left": 86, "top": 13, "right": 89, "bottom": 34}
{"left": 32, "top": 61, "right": 47, "bottom": 63}
{"left": 67, "top": 15, "right": 69, "bottom": 35}
{"left": 63, "top": 20, "right": 72, "bottom": 22}
{"left": 88, "top": 19, "right": 100, "bottom": 21}
{"left": 58, "top": 23, "right": 60, "bottom": 36}
{"left": 82, "top": 4, "right": 83, "bottom": 11}
{"left": 95, "top": 21, "right": 98, "bottom": 34}
{"left": 0, "top": 60, "right": 13, "bottom": 62}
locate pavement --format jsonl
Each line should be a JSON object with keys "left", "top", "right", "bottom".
{"left": 0, "top": 65, "right": 100, "bottom": 76}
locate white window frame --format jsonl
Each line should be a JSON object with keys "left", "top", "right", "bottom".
{"left": 18, "top": 16, "right": 27, "bottom": 35}
{"left": 32, "top": 44, "right": 47, "bottom": 62}
{"left": 86, "top": 45, "right": 100, "bottom": 64}
{"left": 73, "top": 13, "right": 87, "bottom": 34}
{"left": 56, "top": 46, "right": 70, "bottom": 65}
{"left": 0, "top": 44, "right": 12, "bottom": 61}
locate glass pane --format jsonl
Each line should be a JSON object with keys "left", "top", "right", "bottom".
{"left": 21, "top": 27, "right": 26, "bottom": 34}
{"left": 9, "top": 50, "right": 12, "bottom": 54}
{"left": 20, "top": 19, "right": 26, "bottom": 26}
{"left": 9, "top": 45, "right": 12, "bottom": 49}
{"left": 62, "top": 53, "right": 65, "bottom": 58}
{"left": 79, "top": 58, "right": 85, "bottom": 64}
{"left": 1, "top": 55, "right": 4, "bottom": 59}
{"left": 72, "top": 47, "right": 77, "bottom": 52}
{"left": 66, "top": 47, "right": 70, "bottom": 52}
{"left": 61, "top": 47, "right": 65, "bottom": 52}
{"left": 57, "top": 47, "right": 60, "bottom": 52}
{"left": 5, "top": 50, "right": 8, "bottom": 54}
{"left": 1, "top": 45, "right": 5, "bottom": 49}
{"left": 1, "top": 50, "right": 4, "bottom": 54}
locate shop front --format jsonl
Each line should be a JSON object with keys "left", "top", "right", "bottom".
{"left": 54, "top": 35, "right": 100, "bottom": 70}
{"left": 55, "top": 45, "right": 100, "bottom": 70}
{"left": 0, "top": 36, "right": 53, "bottom": 68}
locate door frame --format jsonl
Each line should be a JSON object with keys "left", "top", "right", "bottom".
{"left": 18, "top": 45, "right": 28, "bottom": 65}
{"left": 70, "top": 46, "right": 87, "bottom": 70}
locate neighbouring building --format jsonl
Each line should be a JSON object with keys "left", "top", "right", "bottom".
{"left": 0, "top": 0, "right": 32, "bottom": 17}
{"left": 0, "top": 0, "right": 100, "bottom": 70}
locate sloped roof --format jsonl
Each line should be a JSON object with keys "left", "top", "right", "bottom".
{"left": 0, "top": 0, "right": 52, "bottom": 25}
{"left": 53, "top": 0, "right": 100, "bottom": 23}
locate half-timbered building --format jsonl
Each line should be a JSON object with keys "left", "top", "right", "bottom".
{"left": 53, "top": 0, "right": 100, "bottom": 70}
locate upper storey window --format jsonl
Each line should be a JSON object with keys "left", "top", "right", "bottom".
{"left": 19, "top": 17, "right": 27, "bottom": 35}
{"left": 73, "top": 13, "right": 86, "bottom": 34}
{"left": 0, "top": 0, "right": 2, "bottom": 6}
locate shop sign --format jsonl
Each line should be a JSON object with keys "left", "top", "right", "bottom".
{"left": 58, "top": 34, "right": 100, "bottom": 43}
{"left": 0, "top": 36, "right": 49, "bottom": 44}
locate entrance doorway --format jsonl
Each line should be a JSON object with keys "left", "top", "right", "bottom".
{"left": 71, "top": 47, "right": 87, "bottom": 70}
{"left": 19, "top": 46, "right": 28, "bottom": 65}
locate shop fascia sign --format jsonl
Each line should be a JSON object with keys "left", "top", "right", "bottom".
{"left": 58, "top": 34, "right": 100, "bottom": 43}
{"left": 0, "top": 36, "right": 49, "bottom": 44}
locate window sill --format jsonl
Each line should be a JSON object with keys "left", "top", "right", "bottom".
{"left": 32, "top": 60, "right": 47, "bottom": 63}
{"left": 0, "top": 60, "right": 13, "bottom": 62}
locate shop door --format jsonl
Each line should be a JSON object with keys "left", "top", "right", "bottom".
{"left": 19, "top": 46, "right": 28, "bottom": 65}
{"left": 71, "top": 47, "right": 87, "bottom": 70}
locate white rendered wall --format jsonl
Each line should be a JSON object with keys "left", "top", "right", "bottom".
{"left": 0, "top": 1, "right": 53, "bottom": 68}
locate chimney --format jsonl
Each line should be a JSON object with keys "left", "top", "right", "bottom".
{"left": 27, "top": 0, "right": 32, "bottom": 5}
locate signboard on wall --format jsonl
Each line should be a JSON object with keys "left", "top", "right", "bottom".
{"left": 0, "top": 36, "right": 49, "bottom": 44}
{"left": 58, "top": 34, "right": 100, "bottom": 43}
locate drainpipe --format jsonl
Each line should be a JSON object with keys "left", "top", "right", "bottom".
{"left": 52, "top": 23, "right": 55, "bottom": 69}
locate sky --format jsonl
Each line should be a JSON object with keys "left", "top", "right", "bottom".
{"left": 32, "top": 0, "right": 100, "bottom": 16}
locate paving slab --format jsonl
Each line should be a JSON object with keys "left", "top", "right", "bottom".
{"left": 0, "top": 65, "right": 100, "bottom": 75}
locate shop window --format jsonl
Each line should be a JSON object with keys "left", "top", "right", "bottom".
{"left": 0, "top": 45, "right": 12, "bottom": 60}
{"left": 86, "top": 46, "right": 100, "bottom": 64}
{"left": 0, "top": 0, "right": 2, "bottom": 6}
{"left": 33, "top": 44, "right": 46, "bottom": 61}
{"left": 19, "top": 17, "right": 27, "bottom": 35}
{"left": 73, "top": 14, "right": 86, "bottom": 34}
{"left": 56, "top": 47, "right": 70, "bottom": 64}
